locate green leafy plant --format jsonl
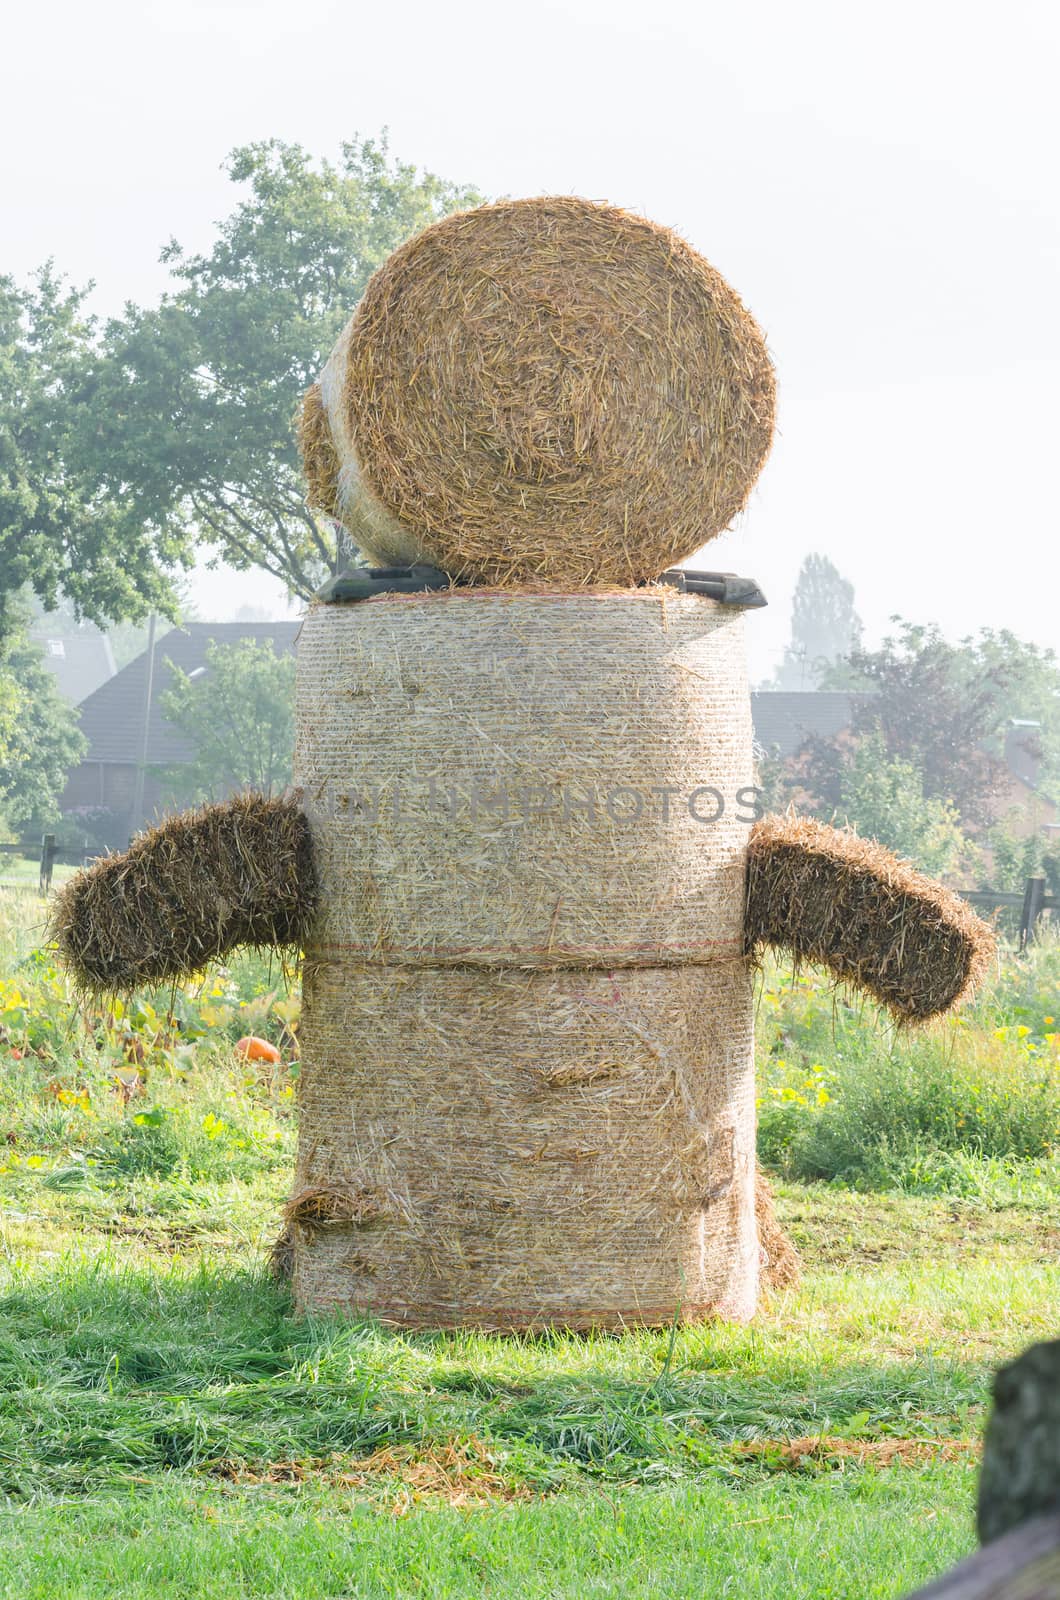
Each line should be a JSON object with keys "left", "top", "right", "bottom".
{"left": 158, "top": 638, "right": 296, "bottom": 803}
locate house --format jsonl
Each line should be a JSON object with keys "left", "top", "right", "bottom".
{"left": 31, "top": 626, "right": 116, "bottom": 706}
{"left": 60, "top": 621, "right": 301, "bottom": 834}
{"left": 749, "top": 691, "right": 859, "bottom": 758}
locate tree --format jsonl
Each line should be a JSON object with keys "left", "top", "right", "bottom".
{"left": 91, "top": 139, "right": 482, "bottom": 600}
{"left": 835, "top": 732, "right": 971, "bottom": 878}
{"left": 158, "top": 640, "right": 295, "bottom": 802}
{"left": 986, "top": 824, "right": 1060, "bottom": 898}
{"left": 771, "top": 554, "right": 861, "bottom": 689}
{"left": 817, "top": 619, "right": 1054, "bottom": 830}
{"left": 0, "top": 670, "right": 20, "bottom": 801}
{"left": 967, "top": 629, "right": 1060, "bottom": 804}
{"left": 0, "top": 617, "right": 87, "bottom": 833}
{"left": 0, "top": 268, "right": 183, "bottom": 629}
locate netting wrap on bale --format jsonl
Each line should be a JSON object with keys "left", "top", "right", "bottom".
{"left": 291, "top": 962, "right": 757, "bottom": 1331}
{"left": 292, "top": 587, "right": 754, "bottom": 968}
{"left": 289, "top": 586, "right": 760, "bottom": 1327}
{"left": 304, "top": 196, "right": 775, "bottom": 587}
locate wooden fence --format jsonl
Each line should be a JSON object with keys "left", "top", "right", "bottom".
{"left": 962, "top": 878, "right": 1057, "bottom": 951}
{"left": 0, "top": 834, "right": 104, "bottom": 895}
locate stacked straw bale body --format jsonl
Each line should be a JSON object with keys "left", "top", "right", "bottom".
{"left": 290, "top": 588, "right": 760, "bottom": 1329}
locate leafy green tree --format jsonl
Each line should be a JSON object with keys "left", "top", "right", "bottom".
{"left": 0, "top": 670, "right": 20, "bottom": 799}
{"left": 0, "top": 618, "right": 87, "bottom": 833}
{"left": 771, "top": 554, "right": 861, "bottom": 689}
{"left": 836, "top": 732, "right": 972, "bottom": 878}
{"left": 986, "top": 825, "right": 1060, "bottom": 899}
{"left": 818, "top": 620, "right": 1058, "bottom": 829}
{"left": 0, "top": 269, "right": 182, "bottom": 628}
{"left": 92, "top": 140, "right": 482, "bottom": 599}
{"left": 158, "top": 640, "right": 295, "bottom": 803}
{"left": 967, "top": 629, "right": 1060, "bottom": 805}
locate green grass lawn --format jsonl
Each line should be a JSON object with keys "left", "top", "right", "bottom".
{"left": 0, "top": 861, "right": 76, "bottom": 890}
{"left": 0, "top": 889, "right": 1057, "bottom": 1598}
{"left": 3, "top": 1185, "right": 1053, "bottom": 1599}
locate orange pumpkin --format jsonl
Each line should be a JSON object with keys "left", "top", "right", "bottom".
{"left": 234, "top": 1035, "right": 282, "bottom": 1064}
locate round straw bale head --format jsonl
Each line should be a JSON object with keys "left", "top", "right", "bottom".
{"left": 290, "top": 961, "right": 758, "bottom": 1330}
{"left": 308, "top": 196, "right": 775, "bottom": 585}
{"left": 292, "top": 587, "right": 755, "bottom": 968}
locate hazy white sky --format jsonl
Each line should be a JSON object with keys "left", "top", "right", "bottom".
{"left": 3, "top": 0, "right": 1057, "bottom": 678}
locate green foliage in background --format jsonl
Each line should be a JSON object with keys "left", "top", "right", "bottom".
{"left": 986, "top": 824, "right": 1060, "bottom": 898}
{"left": 820, "top": 620, "right": 1060, "bottom": 828}
{"left": 835, "top": 732, "right": 972, "bottom": 878}
{"left": 158, "top": 638, "right": 296, "bottom": 803}
{"left": 89, "top": 139, "right": 481, "bottom": 599}
{"left": 756, "top": 939, "right": 1060, "bottom": 1198}
{"left": 0, "top": 270, "right": 182, "bottom": 628}
{"left": 0, "top": 615, "right": 86, "bottom": 833}
{"left": 3, "top": 139, "right": 480, "bottom": 632}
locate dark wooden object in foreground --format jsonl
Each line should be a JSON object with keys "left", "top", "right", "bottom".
{"left": 907, "top": 1341, "right": 1060, "bottom": 1598}
{"left": 977, "top": 1341, "right": 1060, "bottom": 1546}
{"left": 908, "top": 1514, "right": 1060, "bottom": 1599}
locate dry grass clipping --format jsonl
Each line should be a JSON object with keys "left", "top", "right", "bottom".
{"left": 212, "top": 1437, "right": 524, "bottom": 1508}
{"left": 733, "top": 1436, "right": 978, "bottom": 1471}
{"left": 283, "top": 1185, "right": 391, "bottom": 1228}
{"left": 311, "top": 195, "right": 775, "bottom": 586}
{"left": 50, "top": 793, "right": 317, "bottom": 992}
{"left": 745, "top": 815, "right": 995, "bottom": 1022}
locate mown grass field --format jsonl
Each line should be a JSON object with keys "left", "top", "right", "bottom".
{"left": 0, "top": 882, "right": 1057, "bottom": 1598}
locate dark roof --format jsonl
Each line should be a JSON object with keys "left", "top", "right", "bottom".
{"left": 74, "top": 621, "right": 301, "bottom": 765}
{"left": 31, "top": 628, "right": 116, "bottom": 705}
{"left": 750, "top": 691, "right": 858, "bottom": 758}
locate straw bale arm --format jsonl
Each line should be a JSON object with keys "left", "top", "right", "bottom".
{"left": 744, "top": 815, "right": 994, "bottom": 1022}
{"left": 50, "top": 794, "right": 317, "bottom": 993}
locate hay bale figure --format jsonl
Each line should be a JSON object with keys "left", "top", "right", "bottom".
{"left": 52, "top": 197, "right": 993, "bottom": 1331}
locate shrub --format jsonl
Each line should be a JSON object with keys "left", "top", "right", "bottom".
{"left": 756, "top": 938, "right": 1060, "bottom": 1193}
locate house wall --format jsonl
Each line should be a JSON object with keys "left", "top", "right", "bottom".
{"left": 60, "top": 763, "right": 164, "bottom": 822}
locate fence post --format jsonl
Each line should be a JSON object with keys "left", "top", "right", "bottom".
{"left": 38, "top": 833, "right": 57, "bottom": 897}
{"left": 1019, "top": 877, "right": 1046, "bottom": 951}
